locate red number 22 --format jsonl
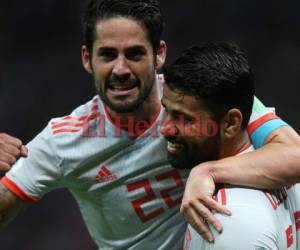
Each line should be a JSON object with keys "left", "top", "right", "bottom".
{"left": 126, "top": 169, "right": 184, "bottom": 223}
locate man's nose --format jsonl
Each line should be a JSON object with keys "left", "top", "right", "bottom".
{"left": 112, "top": 55, "right": 131, "bottom": 77}
{"left": 161, "top": 114, "right": 179, "bottom": 137}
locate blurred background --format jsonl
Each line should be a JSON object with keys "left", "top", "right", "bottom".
{"left": 1, "top": 0, "right": 300, "bottom": 249}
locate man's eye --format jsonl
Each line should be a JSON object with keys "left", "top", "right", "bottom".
{"left": 126, "top": 52, "right": 143, "bottom": 61}
{"left": 125, "top": 47, "right": 146, "bottom": 61}
{"left": 98, "top": 50, "right": 117, "bottom": 61}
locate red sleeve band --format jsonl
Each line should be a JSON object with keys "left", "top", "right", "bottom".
{"left": 1, "top": 176, "right": 39, "bottom": 203}
{"left": 247, "top": 113, "right": 279, "bottom": 136}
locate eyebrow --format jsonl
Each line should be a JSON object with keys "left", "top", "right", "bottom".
{"left": 96, "top": 45, "right": 147, "bottom": 52}
{"left": 96, "top": 47, "right": 115, "bottom": 54}
{"left": 124, "top": 45, "right": 147, "bottom": 54}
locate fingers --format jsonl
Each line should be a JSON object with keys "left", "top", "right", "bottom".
{"left": 0, "top": 143, "right": 21, "bottom": 156}
{"left": 0, "top": 150, "right": 17, "bottom": 172}
{"left": 181, "top": 194, "right": 232, "bottom": 242}
{"left": 0, "top": 161, "right": 10, "bottom": 171}
{"left": 20, "top": 145, "right": 28, "bottom": 157}
{"left": 0, "top": 133, "right": 27, "bottom": 172}
{"left": 202, "top": 196, "right": 231, "bottom": 217}
{"left": 0, "top": 133, "right": 23, "bottom": 148}
{"left": 181, "top": 203, "right": 215, "bottom": 243}
{"left": 0, "top": 140, "right": 22, "bottom": 160}
{"left": 191, "top": 200, "right": 223, "bottom": 233}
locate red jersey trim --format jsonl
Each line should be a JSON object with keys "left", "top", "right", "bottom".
{"left": 220, "top": 188, "right": 227, "bottom": 205}
{"left": 50, "top": 97, "right": 100, "bottom": 135}
{"left": 1, "top": 176, "right": 39, "bottom": 203}
{"left": 51, "top": 112, "right": 101, "bottom": 135}
{"left": 294, "top": 211, "right": 300, "bottom": 230}
{"left": 247, "top": 113, "right": 279, "bottom": 136}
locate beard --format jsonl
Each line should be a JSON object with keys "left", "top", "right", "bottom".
{"left": 95, "top": 74, "right": 155, "bottom": 113}
{"left": 166, "top": 134, "right": 221, "bottom": 170}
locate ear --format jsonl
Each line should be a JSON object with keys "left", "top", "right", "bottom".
{"left": 81, "top": 45, "right": 93, "bottom": 74}
{"left": 222, "top": 109, "right": 243, "bottom": 139}
{"left": 155, "top": 40, "right": 167, "bottom": 70}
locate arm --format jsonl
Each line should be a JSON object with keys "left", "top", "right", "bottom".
{"left": 181, "top": 125, "right": 300, "bottom": 241}
{"left": 211, "top": 126, "right": 300, "bottom": 187}
{"left": 0, "top": 182, "right": 26, "bottom": 229}
{"left": 206, "top": 125, "right": 300, "bottom": 189}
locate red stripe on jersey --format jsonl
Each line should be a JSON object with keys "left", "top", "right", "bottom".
{"left": 285, "top": 225, "right": 294, "bottom": 247}
{"left": 263, "top": 192, "right": 278, "bottom": 209}
{"left": 247, "top": 113, "right": 279, "bottom": 136}
{"left": 51, "top": 112, "right": 101, "bottom": 135}
{"left": 51, "top": 112, "right": 100, "bottom": 125}
{"left": 1, "top": 177, "right": 39, "bottom": 203}
{"left": 91, "top": 105, "right": 98, "bottom": 112}
{"left": 51, "top": 116, "right": 83, "bottom": 125}
{"left": 294, "top": 211, "right": 300, "bottom": 230}
{"left": 52, "top": 128, "right": 81, "bottom": 135}
{"left": 51, "top": 121, "right": 84, "bottom": 129}
{"left": 60, "top": 115, "right": 85, "bottom": 122}
{"left": 219, "top": 188, "right": 226, "bottom": 205}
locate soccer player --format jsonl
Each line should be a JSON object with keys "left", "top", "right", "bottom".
{"left": 0, "top": 0, "right": 300, "bottom": 248}
{"left": 162, "top": 42, "right": 298, "bottom": 249}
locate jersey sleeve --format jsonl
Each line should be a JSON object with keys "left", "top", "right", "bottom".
{"left": 0, "top": 123, "right": 63, "bottom": 203}
{"left": 247, "top": 96, "right": 288, "bottom": 148}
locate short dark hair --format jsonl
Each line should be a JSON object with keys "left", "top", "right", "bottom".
{"left": 82, "top": 0, "right": 164, "bottom": 54}
{"left": 164, "top": 42, "right": 254, "bottom": 129}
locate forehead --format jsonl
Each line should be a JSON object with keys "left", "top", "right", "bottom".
{"left": 94, "top": 17, "right": 151, "bottom": 48}
{"left": 162, "top": 83, "right": 207, "bottom": 114}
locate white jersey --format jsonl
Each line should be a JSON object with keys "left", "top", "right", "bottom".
{"left": 1, "top": 75, "right": 286, "bottom": 249}
{"left": 287, "top": 184, "right": 300, "bottom": 250}
{"left": 184, "top": 146, "right": 298, "bottom": 250}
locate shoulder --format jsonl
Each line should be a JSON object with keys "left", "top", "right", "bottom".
{"left": 48, "top": 96, "right": 104, "bottom": 138}
{"left": 210, "top": 187, "right": 282, "bottom": 249}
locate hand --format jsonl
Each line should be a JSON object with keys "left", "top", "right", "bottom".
{"left": 180, "top": 162, "right": 231, "bottom": 243}
{"left": 0, "top": 133, "right": 28, "bottom": 171}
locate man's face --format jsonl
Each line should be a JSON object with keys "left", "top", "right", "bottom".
{"left": 86, "top": 17, "right": 159, "bottom": 113}
{"left": 161, "top": 84, "right": 221, "bottom": 169}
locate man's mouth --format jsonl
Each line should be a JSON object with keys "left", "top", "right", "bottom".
{"left": 109, "top": 84, "right": 136, "bottom": 91}
{"left": 108, "top": 83, "right": 138, "bottom": 96}
{"left": 167, "top": 140, "right": 185, "bottom": 155}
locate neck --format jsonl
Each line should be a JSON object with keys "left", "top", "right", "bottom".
{"left": 105, "top": 76, "right": 161, "bottom": 128}
{"left": 219, "top": 131, "right": 251, "bottom": 158}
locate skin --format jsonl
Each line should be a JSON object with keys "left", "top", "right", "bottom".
{"left": 0, "top": 133, "right": 27, "bottom": 171}
{"left": 81, "top": 17, "right": 166, "bottom": 127}
{"left": 162, "top": 84, "right": 249, "bottom": 242}
{"left": 161, "top": 85, "right": 222, "bottom": 169}
{"left": 0, "top": 17, "right": 168, "bottom": 228}
{"left": 0, "top": 183, "right": 26, "bottom": 228}
{"left": 2, "top": 16, "right": 300, "bottom": 245}
{"left": 181, "top": 125, "right": 300, "bottom": 242}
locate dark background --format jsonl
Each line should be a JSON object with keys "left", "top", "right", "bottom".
{"left": 1, "top": 1, "right": 300, "bottom": 249}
